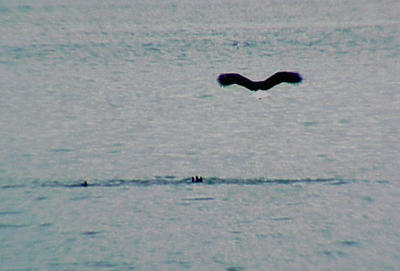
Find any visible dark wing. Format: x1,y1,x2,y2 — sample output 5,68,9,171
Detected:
260,72,302,90
217,71,302,91
217,73,261,91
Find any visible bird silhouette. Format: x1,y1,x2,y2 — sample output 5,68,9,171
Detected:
217,71,302,91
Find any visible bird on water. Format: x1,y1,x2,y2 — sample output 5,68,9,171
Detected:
217,71,302,91
192,176,203,183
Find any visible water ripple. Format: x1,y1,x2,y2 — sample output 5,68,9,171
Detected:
0,177,370,189
36,177,344,188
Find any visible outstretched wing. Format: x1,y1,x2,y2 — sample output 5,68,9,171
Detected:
260,72,302,90
217,71,302,91
217,73,261,91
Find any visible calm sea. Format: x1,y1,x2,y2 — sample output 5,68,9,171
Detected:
1,0,399,270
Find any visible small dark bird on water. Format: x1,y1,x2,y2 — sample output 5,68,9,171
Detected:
192,176,203,183
217,71,302,91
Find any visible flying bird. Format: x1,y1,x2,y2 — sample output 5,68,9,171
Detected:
217,71,302,91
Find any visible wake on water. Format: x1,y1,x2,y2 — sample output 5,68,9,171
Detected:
7,177,351,188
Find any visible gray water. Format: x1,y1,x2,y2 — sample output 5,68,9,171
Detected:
1,0,400,270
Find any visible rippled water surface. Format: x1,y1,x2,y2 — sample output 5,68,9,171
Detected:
1,0,400,270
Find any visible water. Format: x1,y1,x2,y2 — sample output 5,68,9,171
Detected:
1,0,399,270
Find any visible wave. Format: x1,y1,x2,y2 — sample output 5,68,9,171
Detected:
0,177,354,189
